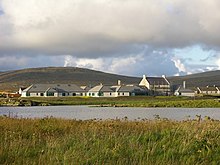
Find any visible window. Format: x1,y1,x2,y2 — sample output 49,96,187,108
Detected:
98,92,104,96
40,93,44,96
92,93,95,96
47,92,54,96
118,92,120,96
110,93,112,96
72,93,76,96
123,93,124,96
26,92,30,96
62,93,65,96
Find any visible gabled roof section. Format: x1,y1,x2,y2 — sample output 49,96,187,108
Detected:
147,77,169,85
24,84,85,93
198,86,218,92
88,85,116,92
80,86,92,92
28,84,52,92
118,85,146,92
22,85,33,92
176,86,195,93
139,75,169,86
45,87,58,93
100,85,115,92
88,85,103,92
54,84,85,92
139,75,148,86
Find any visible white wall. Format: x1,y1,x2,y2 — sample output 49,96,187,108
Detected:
21,92,27,97
175,92,195,97
117,92,130,96
181,93,195,97
103,92,116,97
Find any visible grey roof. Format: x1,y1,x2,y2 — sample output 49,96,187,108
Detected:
23,85,33,92
88,85,116,92
45,87,58,93
100,86,115,92
80,86,92,92
24,84,85,93
88,85,103,92
198,86,218,92
147,77,169,85
88,85,147,93
176,86,195,93
118,85,147,92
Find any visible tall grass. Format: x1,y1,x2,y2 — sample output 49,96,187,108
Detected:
1,117,220,164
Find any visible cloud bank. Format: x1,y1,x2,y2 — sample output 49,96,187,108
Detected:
1,0,220,75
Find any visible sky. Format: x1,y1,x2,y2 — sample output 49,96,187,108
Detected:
0,0,220,77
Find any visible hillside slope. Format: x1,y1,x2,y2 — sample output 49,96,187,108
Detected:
168,70,220,88
0,67,140,92
1,67,220,92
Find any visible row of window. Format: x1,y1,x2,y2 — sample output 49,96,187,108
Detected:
26,92,129,97
26,92,83,96
87,92,126,96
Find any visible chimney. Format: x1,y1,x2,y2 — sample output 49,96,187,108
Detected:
183,81,186,89
118,80,121,86
143,75,146,79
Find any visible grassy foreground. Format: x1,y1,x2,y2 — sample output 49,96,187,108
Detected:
1,117,220,164
1,96,220,107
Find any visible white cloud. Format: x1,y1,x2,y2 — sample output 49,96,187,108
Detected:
171,58,187,73
1,0,220,57
62,49,179,76
1,0,220,76
108,55,143,75
64,55,76,67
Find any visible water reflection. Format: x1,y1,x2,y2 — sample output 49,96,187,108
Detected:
0,106,220,121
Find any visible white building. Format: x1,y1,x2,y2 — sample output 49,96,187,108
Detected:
21,84,86,97
87,84,147,97
139,75,170,95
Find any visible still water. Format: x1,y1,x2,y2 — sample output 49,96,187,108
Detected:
0,106,220,121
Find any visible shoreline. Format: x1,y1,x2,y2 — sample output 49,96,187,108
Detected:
1,96,220,108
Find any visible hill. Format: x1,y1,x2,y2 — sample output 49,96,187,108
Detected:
0,67,140,92
0,67,220,92
167,70,220,89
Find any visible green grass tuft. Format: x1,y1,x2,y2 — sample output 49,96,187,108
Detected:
1,117,220,164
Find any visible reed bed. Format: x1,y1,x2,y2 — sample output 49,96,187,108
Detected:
1,116,220,164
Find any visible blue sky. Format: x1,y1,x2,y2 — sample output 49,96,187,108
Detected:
0,0,220,76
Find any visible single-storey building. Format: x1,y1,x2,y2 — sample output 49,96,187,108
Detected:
87,84,148,97
21,84,86,97
117,85,147,96
87,84,118,97
174,86,196,97
197,86,220,95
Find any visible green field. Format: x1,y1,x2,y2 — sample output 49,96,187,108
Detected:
1,117,220,164
1,96,220,107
